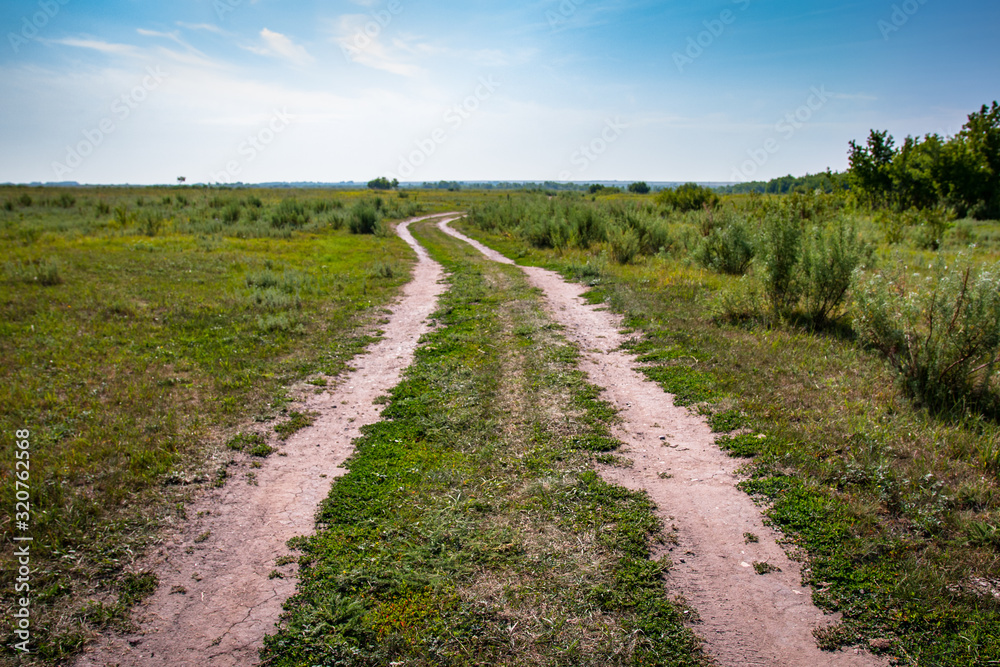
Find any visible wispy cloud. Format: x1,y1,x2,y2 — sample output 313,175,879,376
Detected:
136,28,201,53
245,29,315,67
135,28,226,70
175,22,230,36
44,37,139,57
331,15,423,77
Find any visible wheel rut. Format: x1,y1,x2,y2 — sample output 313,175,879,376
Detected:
73,214,456,667
438,219,886,667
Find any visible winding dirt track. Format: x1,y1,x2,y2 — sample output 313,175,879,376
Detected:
438,219,885,667
74,214,455,667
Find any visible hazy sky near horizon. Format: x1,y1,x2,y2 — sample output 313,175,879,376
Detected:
1,0,998,185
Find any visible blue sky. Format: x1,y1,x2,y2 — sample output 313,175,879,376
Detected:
1,0,998,184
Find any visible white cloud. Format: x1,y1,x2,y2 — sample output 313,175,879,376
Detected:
133,29,227,70
44,37,139,57
251,28,315,67
136,28,205,55
175,22,230,36
331,16,423,77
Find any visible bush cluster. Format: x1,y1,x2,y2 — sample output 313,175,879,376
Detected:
854,258,1000,410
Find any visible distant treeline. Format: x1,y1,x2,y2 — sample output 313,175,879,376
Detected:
419,181,593,192
716,171,848,195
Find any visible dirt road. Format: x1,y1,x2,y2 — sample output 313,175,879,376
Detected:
74,213,883,666
437,218,884,667
74,214,455,667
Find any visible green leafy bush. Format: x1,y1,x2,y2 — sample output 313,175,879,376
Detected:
271,199,310,229
695,216,754,275
348,201,381,235
853,258,1000,409
113,205,137,229
222,202,242,224
140,211,165,237
758,209,803,316
55,192,76,208
607,225,640,264
800,220,869,323
910,206,956,250
657,183,719,212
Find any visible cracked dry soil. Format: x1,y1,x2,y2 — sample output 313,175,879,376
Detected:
74,214,455,667
438,219,886,667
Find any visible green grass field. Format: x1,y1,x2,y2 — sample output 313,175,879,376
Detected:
2,185,999,665
453,191,1000,664
0,186,420,661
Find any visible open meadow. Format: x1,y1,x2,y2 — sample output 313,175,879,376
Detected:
1,185,999,665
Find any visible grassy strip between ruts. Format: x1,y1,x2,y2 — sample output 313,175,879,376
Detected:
451,219,1000,666
0,188,415,664
261,221,709,666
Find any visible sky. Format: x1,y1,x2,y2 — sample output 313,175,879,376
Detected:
0,0,998,185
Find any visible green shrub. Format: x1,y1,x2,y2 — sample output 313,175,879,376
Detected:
113,205,137,229
657,183,719,212
18,193,33,207
910,206,956,250
140,211,165,237
523,215,570,249
607,225,640,264
348,201,381,235
874,207,956,250
853,257,1000,409
799,219,870,324
758,210,803,316
313,200,334,214
222,202,242,224
271,199,310,229
695,216,755,275
621,208,671,255
874,209,906,244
